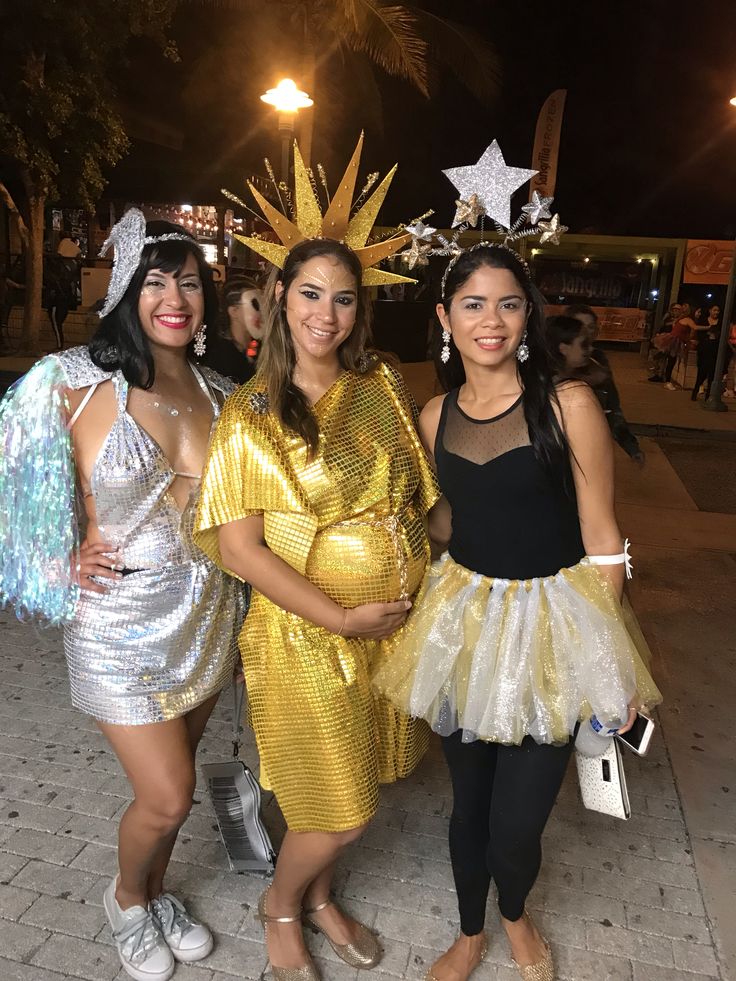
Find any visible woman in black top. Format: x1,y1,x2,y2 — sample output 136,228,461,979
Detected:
375,244,660,980
691,304,721,401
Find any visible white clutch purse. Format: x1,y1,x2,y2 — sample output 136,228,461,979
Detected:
574,739,631,820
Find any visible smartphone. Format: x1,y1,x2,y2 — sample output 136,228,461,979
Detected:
615,712,655,756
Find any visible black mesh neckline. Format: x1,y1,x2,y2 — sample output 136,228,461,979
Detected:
439,389,531,466
452,390,524,425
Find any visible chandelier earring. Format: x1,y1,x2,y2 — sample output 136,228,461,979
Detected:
441,328,452,364
193,324,207,357
516,331,529,363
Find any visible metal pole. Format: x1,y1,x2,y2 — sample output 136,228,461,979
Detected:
277,112,294,182
703,236,736,412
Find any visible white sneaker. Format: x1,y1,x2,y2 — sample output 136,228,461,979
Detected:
664,382,678,390
103,879,174,981
152,892,214,963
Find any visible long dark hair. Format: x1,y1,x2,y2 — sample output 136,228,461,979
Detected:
545,314,587,376
436,244,568,470
258,238,374,455
89,221,219,389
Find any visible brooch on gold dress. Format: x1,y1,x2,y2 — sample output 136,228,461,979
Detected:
249,392,270,415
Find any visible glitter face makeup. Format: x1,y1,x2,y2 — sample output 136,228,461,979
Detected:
137,254,204,351
278,256,357,364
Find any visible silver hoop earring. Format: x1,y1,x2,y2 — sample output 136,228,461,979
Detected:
193,324,207,357
441,328,451,364
516,331,529,363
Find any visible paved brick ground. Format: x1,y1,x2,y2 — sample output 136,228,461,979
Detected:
0,612,723,981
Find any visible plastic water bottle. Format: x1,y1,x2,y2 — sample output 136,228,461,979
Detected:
575,715,623,757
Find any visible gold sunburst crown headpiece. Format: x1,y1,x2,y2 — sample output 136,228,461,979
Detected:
228,133,415,286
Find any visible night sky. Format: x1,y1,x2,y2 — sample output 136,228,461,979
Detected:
109,0,736,241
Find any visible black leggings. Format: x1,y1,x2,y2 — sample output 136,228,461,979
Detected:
691,359,716,400
442,730,574,933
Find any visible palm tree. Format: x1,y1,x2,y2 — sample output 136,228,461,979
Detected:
185,0,499,166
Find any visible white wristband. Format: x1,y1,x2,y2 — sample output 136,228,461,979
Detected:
588,538,633,580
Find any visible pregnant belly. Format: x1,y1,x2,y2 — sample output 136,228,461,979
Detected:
305,512,429,608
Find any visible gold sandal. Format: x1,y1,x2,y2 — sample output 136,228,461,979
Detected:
256,887,320,981
303,897,381,969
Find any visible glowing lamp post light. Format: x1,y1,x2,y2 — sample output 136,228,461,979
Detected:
260,79,313,180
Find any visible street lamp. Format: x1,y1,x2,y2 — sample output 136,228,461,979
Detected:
260,79,313,181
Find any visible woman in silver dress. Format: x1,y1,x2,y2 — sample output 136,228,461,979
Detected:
0,210,244,981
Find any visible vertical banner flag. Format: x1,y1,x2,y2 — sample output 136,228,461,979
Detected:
529,89,567,201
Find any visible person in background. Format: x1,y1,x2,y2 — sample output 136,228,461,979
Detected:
57,233,82,259
563,304,644,464
1,254,25,348
43,252,78,351
722,320,736,398
691,304,721,401
648,302,680,381
199,277,264,384
661,303,697,390
659,301,681,333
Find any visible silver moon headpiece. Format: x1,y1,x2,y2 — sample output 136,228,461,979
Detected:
97,208,204,318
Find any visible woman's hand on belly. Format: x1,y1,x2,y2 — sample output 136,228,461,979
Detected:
76,540,122,594
343,600,412,640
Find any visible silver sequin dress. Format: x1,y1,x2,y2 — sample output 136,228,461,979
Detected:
58,347,244,726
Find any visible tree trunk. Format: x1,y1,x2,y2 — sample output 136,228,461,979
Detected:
21,193,45,356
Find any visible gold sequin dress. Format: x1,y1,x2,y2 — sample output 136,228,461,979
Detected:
195,362,439,831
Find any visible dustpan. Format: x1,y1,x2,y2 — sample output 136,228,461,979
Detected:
201,680,276,874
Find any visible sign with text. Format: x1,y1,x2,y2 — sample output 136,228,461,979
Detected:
535,257,649,308
684,240,734,284
529,89,567,201
545,304,648,343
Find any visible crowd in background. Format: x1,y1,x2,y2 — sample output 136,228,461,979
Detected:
648,300,735,399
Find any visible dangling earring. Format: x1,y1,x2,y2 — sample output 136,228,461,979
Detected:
441,328,451,364
516,331,529,363
193,324,207,357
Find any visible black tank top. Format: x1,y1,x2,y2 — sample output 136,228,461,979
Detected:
435,390,585,580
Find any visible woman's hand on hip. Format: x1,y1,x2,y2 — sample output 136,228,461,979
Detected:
75,541,121,594
342,600,412,640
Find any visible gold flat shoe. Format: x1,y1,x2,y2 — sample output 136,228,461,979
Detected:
424,934,488,981
512,941,553,980
508,909,554,981
304,898,382,969
257,887,320,981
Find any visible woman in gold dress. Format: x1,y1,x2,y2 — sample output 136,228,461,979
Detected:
195,237,439,979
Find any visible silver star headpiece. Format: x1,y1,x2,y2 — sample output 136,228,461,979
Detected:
397,140,568,299
98,208,203,318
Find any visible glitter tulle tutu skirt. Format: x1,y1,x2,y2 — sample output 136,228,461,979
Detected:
372,552,662,746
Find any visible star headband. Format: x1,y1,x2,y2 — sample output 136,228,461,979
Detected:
398,139,568,298
98,208,203,318
225,133,416,287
